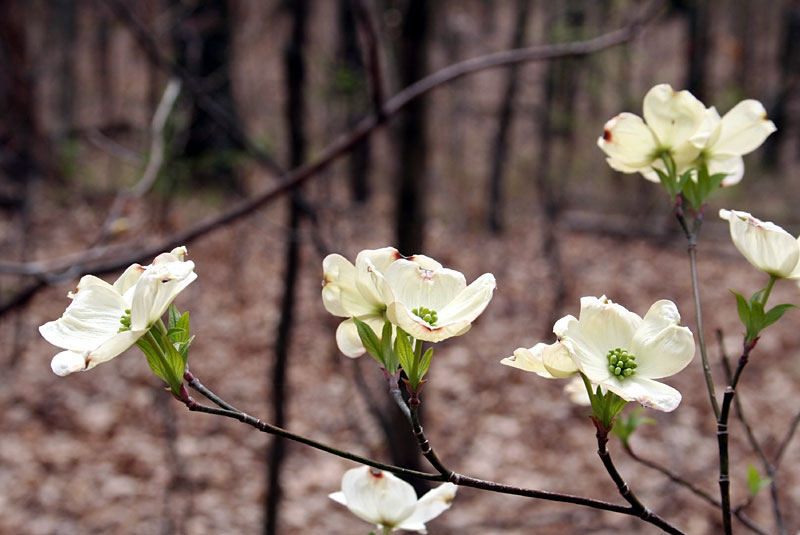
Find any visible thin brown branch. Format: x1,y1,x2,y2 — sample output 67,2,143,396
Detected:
180,375,655,518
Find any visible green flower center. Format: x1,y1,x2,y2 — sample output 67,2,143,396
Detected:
118,309,132,333
607,347,637,379
412,306,438,326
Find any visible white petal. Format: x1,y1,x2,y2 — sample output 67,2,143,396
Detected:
689,106,722,149
597,113,658,168
383,261,467,312
83,329,145,368
328,491,347,506
542,341,579,378
500,344,553,378
130,261,196,331
712,100,777,157
643,84,706,149
340,467,417,528
51,350,88,376
39,283,129,352
575,296,640,357
169,246,188,261
722,209,800,277
436,273,495,324
707,156,745,186
112,264,146,295
335,315,387,358
604,376,683,412
630,300,695,379
323,254,379,317
397,483,457,532
355,248,404,309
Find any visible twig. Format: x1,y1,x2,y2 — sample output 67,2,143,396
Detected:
675,204,720,419
178,375,666,519
623,442,770,535
719,330,788,535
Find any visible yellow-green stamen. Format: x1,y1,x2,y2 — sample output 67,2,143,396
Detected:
607,347,637,379
118,310,132,332
412,306,438,326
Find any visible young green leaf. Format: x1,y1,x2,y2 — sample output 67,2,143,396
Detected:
394,328,415,380
747,464,772,497
381,320,398,374
168,305,181,330
353,317,385,367
418,347,434,381
762,304,798,331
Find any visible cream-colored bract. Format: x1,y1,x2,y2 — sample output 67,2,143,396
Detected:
720,209,800,278
322,247,441,357
598,83,775,186
501,341,577,379
554,296,695,412
329,466,457,533
39,247,197,376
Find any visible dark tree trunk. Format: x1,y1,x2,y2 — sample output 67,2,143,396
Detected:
172,0,242,191
762,4,800,169
0,0,45,195
265,1,309,534
672,0,710,101
487,0,532,234
338,0,371,203
394,0,429,256
54,0,77,142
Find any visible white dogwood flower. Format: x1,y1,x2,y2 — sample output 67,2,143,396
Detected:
375,259,496,343
321,247,441,357
719,209,800,278
598,84,706,180
329,466,457,534
40,247,196,376
554,296,695,412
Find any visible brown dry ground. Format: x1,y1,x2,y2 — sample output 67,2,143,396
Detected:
2,180,800,535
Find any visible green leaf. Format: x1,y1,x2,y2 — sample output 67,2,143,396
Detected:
176,312,190,343
677,169,693,192
731,290,751,327
138,337,171,385
381,320,397,373
611,408,656,445
418,347,434,381
166,327,187,340
163,338,188,394
747,464,772,496
178,335,195,360
762,303,798,331
168,305,181,330
653,167,676,197
394,328,415,379
353,317,385,367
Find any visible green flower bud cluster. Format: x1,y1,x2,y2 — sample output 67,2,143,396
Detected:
118,309,132,333
412,306,438,326
607,347,637,379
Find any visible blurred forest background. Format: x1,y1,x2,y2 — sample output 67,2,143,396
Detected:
1,0,800,534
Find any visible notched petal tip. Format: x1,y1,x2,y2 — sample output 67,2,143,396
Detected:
51,350,87,376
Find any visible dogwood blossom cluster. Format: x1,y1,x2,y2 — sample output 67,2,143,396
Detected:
503,296,695,413
322,247,496,356
40,247,196,376
597,83,775,187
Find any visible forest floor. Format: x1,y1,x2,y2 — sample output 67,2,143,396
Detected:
2,184,800,535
